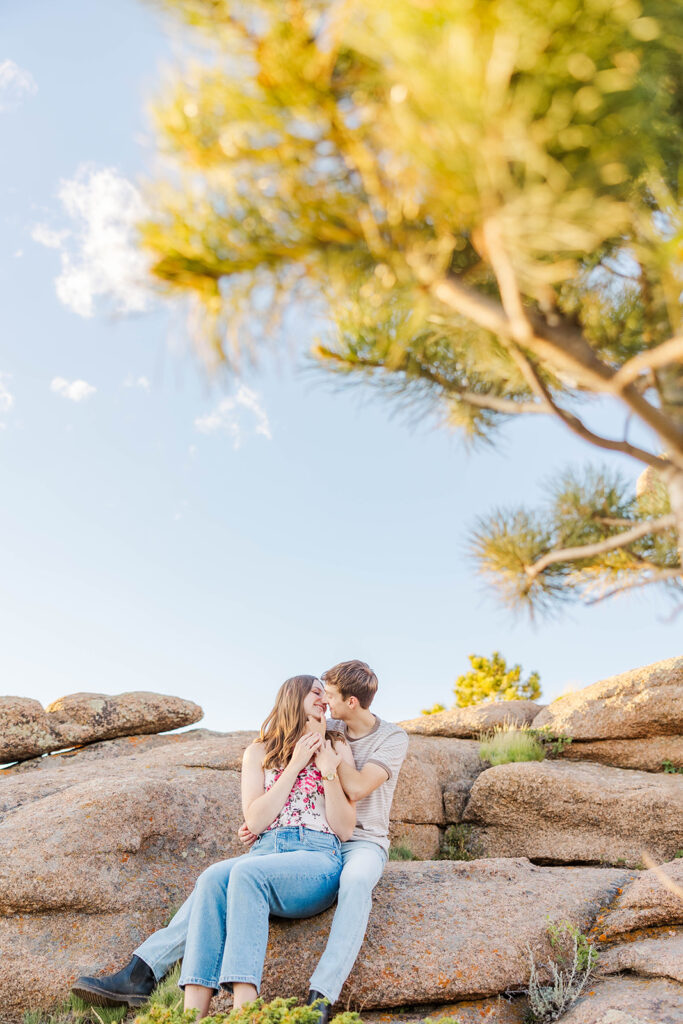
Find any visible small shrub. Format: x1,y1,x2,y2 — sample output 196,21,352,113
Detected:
135,998,361,1024
530,727,573,757
674,850,683,859
523,923,597,1023
479,726,546,766
662,760,683,774
388,843,418,861
437,824,482,861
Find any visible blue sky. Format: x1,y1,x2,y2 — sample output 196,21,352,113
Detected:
1,0,680,736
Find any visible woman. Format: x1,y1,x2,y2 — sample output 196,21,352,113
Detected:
180,675,356,1019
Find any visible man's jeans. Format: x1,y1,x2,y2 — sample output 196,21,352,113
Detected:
135,836,386,1003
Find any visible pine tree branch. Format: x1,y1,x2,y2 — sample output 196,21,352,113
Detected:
422,268,683,466
525,515,677,582
317,347,546,414
585,567,683,604
609,334,683,391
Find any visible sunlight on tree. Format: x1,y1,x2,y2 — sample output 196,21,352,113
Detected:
139,0,683,616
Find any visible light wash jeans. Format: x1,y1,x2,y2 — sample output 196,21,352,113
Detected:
135,835,386,1003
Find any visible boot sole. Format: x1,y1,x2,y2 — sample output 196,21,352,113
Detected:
71,982,150,1008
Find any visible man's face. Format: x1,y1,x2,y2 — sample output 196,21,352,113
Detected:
323,681,351,720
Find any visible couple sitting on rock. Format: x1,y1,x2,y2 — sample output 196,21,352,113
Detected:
73,660,409,1022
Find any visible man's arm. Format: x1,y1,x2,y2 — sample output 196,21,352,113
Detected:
337,760,389,802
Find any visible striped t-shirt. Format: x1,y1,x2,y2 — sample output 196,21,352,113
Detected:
327,715,409,853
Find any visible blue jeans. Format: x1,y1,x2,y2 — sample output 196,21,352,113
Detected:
170,828,341,994
135,837,386,1003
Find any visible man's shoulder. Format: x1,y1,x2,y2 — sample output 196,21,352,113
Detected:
374,717,409,743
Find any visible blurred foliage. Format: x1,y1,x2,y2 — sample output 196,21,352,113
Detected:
139,0,683,613
454,651,541,706
134,999,361,1024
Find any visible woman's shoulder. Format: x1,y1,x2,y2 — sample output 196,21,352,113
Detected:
243,739,266,764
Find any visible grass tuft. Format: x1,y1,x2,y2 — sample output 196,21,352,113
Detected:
479,725,546,766
388,843,418,861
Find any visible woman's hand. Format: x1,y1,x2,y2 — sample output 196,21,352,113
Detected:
306,712,327,738
315,738,342,777
291,732,323,772
237,822,259,847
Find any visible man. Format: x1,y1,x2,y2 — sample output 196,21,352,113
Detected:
73,660,408,1021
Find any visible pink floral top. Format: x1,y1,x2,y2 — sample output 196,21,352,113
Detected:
264,762,333,833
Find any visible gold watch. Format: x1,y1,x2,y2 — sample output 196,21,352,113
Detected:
322,770,337,781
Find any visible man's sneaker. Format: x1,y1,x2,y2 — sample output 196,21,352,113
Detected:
71,955,157,1008
306,990,331,1024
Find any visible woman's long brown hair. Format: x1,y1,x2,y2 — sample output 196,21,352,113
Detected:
259,675,343,771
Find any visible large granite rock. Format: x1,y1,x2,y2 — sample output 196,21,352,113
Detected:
558,735,683,773
0,697,57,762
399,701,542,738
534,657,683,741
0,729,630,1018
598,858,683,937
462,761,683,867
0,691,204,764
600,932,683,983
557,975,683,1024
391,736,483,825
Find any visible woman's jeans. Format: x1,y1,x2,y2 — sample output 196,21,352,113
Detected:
135,836,386,1003
171,827,342,994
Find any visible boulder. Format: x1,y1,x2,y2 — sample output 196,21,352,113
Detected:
0,691,204,765
533,657,683,741
558,735,683,773
0,697,56,762
600,932,683,983
362,995,528,1024
598,858,683,938
0,728,632,1018
399,701,542,738
46,691,203,745
388,823,441,859
556,975,683,1024
391,736,483,824
462,761,683,867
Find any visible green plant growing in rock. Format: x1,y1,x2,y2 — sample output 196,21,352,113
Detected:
529,727,574,757
479,725,546,766
662,759,683,773
23,996,127,1024
389,843,418,861
134,999,362,1024
523,922,597,1023
437,824,481,861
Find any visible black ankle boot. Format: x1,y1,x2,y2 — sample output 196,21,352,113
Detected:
306,990,331,1024
71,955,157,1008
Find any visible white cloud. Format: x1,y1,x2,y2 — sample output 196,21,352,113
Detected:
194,385,272,449
50,377,96,402
0,60,37,112
31,165,152,318
30,223,68,249
0,374,14,428
123,374,150,391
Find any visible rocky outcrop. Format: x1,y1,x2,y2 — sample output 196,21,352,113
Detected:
0,691,203,763
399,700,542,738
597,858,683,937
557,734,683,772
600,932,683,984
461,761,683,867
533,656,683,741
557,975,683,1023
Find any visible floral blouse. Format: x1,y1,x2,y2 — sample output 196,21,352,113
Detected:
264,762,333,833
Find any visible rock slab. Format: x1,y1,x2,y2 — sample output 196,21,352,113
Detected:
534,656,683,741
399,701,542,738
0,691,203,763
462,760,683,867
557,975,683,1024
599,858,683,937
559,735,683,773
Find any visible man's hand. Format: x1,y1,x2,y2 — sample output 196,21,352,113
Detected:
238,822,259,847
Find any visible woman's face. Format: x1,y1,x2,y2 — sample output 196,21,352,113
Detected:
302,679,327,720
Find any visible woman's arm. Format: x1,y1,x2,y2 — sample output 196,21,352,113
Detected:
241,734,323,835
317,739,356,842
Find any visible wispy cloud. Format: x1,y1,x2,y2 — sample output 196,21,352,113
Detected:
194,385,272,449
0,373,14,428
50,377,96,402
31,165,152,318
0,60,37,112
123,374,150,391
